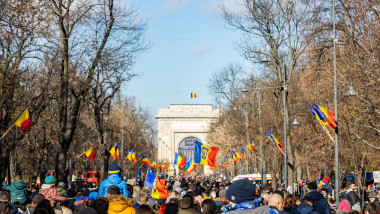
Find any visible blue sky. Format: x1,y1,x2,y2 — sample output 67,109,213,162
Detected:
124,0,249,116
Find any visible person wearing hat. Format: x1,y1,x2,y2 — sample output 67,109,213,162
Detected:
39,176,66,207
98,164,129,197
318,177,332,200
56,182,67,197
222,179,269,213
367,191,379,207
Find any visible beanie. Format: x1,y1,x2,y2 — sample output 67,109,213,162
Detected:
323,177,329,183
226,179,255,204
108,164,120,174
45,176,55,184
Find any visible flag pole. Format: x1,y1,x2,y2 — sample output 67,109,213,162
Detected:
0,123,16,140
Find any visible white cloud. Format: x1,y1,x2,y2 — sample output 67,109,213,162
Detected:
203,0,246,17
161,0,193,15
193,44,210,55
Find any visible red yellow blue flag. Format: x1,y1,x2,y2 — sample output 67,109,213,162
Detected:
194,141,220,167
174,152,186,168
266,130,284,149
109,143,119,161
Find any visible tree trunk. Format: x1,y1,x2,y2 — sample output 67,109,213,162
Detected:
56,142,69,182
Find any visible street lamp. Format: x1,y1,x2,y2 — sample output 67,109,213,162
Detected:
291,117,301,129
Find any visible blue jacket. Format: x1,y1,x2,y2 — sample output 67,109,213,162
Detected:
290,202,319,214
304,191,331,214
98,174,129,197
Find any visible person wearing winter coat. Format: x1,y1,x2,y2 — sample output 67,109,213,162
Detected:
346,182,361,212
23,193,45,214
38,176,66,207
2,176,28,204
303,182,331,214
98,164,129,197
178,195,198,214
126,180,141,199
106,185,136,214
56,182,67,197
290,196,319,214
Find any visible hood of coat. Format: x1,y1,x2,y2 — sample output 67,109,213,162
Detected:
107,195,136,213
293,203,317,214
41,184,53,189
305,191,324,201
12,180,26,190
107,174,123,185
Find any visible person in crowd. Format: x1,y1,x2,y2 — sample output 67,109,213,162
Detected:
218,185,226,198
2,176,28,205
290,196,319,214
346,181,361,212
177,194,198,214
24,193,45,214
367,192,379,206
39,176,66,208
126,180,141,199
33,208,50,214
319,177,332,200
362,202,379,214
303,181,331,214
98,164,128,197
56,200,72,214
136,205,154,214
268,192,284,214
201,199,217,214
137,193,149,206
281,194,296,214
165,190,179,204
56,183,67,197
36,199,57,214
30,186,40,203
92,197,108,214
136,187,157,208
73,192,86,214
222,178,269,213
0,191,18,214
337,194,351,213
152,204,160,214
106,185,136,214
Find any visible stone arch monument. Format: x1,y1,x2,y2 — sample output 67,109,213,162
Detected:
155,105,222,175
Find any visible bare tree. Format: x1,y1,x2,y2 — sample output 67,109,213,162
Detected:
222,0,315,185
40,0,148,181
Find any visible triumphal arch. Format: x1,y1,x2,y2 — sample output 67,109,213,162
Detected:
155,105,222,174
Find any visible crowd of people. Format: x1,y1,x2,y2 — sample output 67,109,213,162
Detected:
0,164,379,214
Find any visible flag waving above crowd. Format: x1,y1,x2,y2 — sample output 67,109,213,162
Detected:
194,141,219,167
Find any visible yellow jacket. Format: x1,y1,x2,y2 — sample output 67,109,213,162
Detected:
107,195,136,214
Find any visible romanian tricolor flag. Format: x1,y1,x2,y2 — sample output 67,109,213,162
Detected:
174,152,186,168
151,161,157,168
308,102,337,129
232,151,240,163
15,107,31,133
157,163,162,169
248,143,257,153
226,156,233,166
241,147,247,161
185,158,196,173
162,165,168,170
127,149,137,163
194,141,220,167
151,174,169,199
266,130,284,149
190,93,197,98
109,143,119,161
141,156,151,165
221,161,227,168
84,147,96,162
216,163,220,168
